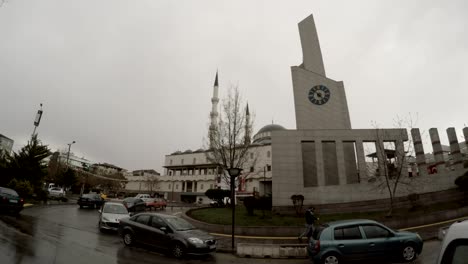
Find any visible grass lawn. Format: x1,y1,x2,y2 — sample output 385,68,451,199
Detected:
188,201,466,227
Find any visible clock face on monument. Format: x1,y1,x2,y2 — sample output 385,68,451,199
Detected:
308,85,331,105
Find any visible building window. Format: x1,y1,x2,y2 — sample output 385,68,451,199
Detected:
200,184,204,190
170,159,173,165
169,171,172,176
267,165,271,171
250,167,254,172
168,184,171,189
181,159,184,165
176,184,179,190
250,153,254,159
193,158,196,164
267,151,271,158
204,169,207,175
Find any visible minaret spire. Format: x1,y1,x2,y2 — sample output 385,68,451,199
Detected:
244,103,251,145
209,71,220,146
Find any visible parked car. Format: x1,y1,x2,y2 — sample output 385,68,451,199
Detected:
307,219,423,264
98,202,130,232
122,197,146,214
48,187,66,200
119,212,217,258
147,198,167,210
0,186,24,215
437,219,468,264
135,194,152,203
77,193,104,209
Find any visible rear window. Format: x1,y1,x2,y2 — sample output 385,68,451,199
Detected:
313,225,327,240
0,187,19,197
334,226,362,240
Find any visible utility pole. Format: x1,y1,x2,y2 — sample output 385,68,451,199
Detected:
32,103,43,137
66,141,76,167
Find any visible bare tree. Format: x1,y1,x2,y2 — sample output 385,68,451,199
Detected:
205,85,254,185
370,114,419,216
144,176,159,192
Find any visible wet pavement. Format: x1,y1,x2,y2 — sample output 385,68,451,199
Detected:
0,204,441,264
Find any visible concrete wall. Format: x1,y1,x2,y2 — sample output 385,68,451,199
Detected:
271,128,468,207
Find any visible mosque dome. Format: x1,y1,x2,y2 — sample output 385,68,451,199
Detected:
253,124,286,144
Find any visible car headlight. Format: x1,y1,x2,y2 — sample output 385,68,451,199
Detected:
187,237,204,246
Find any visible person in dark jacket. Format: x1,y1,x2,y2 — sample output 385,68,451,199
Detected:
298,206,319,242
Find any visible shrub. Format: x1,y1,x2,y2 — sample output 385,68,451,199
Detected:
243,196,272,216
7,179,34,198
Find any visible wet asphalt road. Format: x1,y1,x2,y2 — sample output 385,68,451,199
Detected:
0,205,440,264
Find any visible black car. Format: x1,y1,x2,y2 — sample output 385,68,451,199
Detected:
119,212,216,258
0,186,24,215
77,193,104,209
122,197,146,214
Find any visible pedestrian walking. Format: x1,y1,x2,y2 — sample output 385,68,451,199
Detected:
298,206,319,242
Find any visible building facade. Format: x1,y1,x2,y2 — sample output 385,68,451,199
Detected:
0,134,14,157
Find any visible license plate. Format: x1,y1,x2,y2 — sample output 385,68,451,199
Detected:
9,200,18,203
209,245,216,249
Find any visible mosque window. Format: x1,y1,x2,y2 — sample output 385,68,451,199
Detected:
267,151,271,158
181,159,184,165
267,165,271,171
176,184,179,190
200,184,204,190
193,158,196,164
250,167,254,172
170,159,173,165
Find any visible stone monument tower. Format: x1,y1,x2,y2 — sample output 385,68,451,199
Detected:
291,14,352,130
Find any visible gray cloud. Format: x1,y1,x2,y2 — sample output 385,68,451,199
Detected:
1,0,467,172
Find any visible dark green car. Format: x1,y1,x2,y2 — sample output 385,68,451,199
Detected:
307,219,423,264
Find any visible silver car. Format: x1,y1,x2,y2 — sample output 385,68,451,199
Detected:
98,202,130,232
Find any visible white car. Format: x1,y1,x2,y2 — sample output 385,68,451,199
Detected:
48,187,65,198
98,202,130,232
437,219,468,264
135,194,152,203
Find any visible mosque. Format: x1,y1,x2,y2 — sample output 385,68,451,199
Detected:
156,14,468,210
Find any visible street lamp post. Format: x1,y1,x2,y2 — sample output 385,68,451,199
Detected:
66,141,76,167
227,167,242,251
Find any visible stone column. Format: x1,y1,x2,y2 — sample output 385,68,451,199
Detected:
395,139,406,177
315,141,325,186
429,128,446,173
375,139,386,177
355,139,367,182
464,127,468,149
447,128,463,170
335,140,347,185
411,128,427,176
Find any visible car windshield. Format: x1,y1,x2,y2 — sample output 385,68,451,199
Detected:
82,194,95,198
165,217,195,231
124,198,137,203
103,204,128,214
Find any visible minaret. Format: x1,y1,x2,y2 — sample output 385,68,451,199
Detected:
244,103,251,145
209,71,220,142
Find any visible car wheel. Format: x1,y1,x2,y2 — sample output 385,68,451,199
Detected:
322,253,340,264
171,242,186,258
123,232,134,246
401,244,417,262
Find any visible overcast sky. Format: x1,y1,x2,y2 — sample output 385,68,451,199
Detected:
1,0,467,173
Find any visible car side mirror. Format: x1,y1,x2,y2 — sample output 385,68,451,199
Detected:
129,212,134,216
